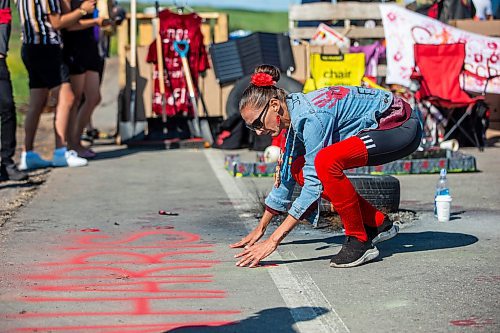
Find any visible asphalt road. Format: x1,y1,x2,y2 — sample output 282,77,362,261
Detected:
0,145,498,332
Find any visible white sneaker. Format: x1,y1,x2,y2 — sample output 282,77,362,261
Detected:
18,151,52,171
52,147,88,168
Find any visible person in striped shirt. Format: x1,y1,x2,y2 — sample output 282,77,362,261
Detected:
17,0,96,170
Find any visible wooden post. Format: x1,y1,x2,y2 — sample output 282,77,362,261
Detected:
214,13,228,43
200,22,212,46
139,21,154,46
117,18,128,88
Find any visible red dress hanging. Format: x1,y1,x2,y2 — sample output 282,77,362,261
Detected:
146,10,209,117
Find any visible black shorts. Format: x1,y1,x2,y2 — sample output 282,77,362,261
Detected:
63,30,101,75
21,44,69,89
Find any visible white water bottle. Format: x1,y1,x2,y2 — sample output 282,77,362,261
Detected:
434,168,450,216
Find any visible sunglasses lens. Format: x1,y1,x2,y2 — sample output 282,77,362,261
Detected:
248,98,273,132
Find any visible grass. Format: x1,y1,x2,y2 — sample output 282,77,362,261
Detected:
7,5,29,107
186,6,288,33
126,3,288,33
7,4,287,115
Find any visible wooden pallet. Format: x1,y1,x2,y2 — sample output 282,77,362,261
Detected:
288,1,391,83
289,2,387,41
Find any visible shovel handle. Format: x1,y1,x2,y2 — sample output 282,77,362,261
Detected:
174,40,196,98
173,40,201,137
180,57,196,98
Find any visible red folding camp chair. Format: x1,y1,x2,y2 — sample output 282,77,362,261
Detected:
411,43,490,150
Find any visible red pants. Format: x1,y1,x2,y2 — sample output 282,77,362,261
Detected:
292,137,385,242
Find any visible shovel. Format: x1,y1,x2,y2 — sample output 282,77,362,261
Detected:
173,40,213,143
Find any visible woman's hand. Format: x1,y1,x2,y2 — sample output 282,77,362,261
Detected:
229,227,265,249
96,17,112,27
234,238,278,268
79,0,96,14
232,214,299,267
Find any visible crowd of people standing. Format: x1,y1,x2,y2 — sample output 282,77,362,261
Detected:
1,0,114,181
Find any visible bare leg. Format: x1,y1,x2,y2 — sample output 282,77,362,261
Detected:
75,71,101,151
54,83,75,149
86,119,94,132
67,74,85,151
24,88,49,151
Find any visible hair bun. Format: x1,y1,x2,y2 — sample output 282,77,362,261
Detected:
254,64,281,83
251,73,275,87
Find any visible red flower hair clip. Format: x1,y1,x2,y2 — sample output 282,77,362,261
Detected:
251,73,276,87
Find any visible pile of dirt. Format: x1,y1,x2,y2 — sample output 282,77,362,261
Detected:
0,169,50,227
268,209,418,233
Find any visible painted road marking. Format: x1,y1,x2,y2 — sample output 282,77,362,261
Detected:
205,149,350,333
4,226,240,332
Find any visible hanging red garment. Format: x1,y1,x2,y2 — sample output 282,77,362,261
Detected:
146,10,209,117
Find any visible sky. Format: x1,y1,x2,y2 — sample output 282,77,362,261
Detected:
140,0,302,12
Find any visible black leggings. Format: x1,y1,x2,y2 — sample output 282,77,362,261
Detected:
0,58,16,166
356,110,422,166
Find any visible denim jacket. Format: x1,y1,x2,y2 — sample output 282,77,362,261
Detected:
264,86,393,226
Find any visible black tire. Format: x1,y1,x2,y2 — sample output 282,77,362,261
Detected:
292,174,401,213
347,174,400,212
225,74,304,119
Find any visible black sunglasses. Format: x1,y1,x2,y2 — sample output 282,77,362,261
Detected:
246,98,273,132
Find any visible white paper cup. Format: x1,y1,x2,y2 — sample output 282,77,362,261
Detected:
435,195,452,222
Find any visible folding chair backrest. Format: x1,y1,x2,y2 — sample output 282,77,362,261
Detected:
414,43,474,107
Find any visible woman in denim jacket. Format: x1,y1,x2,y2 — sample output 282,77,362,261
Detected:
231,64,422,268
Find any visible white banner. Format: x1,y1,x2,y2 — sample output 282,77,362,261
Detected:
379,4,500,94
